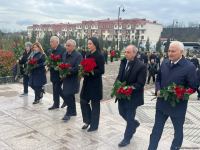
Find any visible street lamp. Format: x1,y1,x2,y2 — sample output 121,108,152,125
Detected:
171,19,178,41
117,5,125,51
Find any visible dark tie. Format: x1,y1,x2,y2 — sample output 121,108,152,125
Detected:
125,61,130,74
170,62,175,68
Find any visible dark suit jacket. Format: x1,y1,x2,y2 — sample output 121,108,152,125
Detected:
62,50,82,96
116,58,147,107
156,57,198,117
19,50,32,75
29,52,47,87
47,44,65,82
80,50,105,101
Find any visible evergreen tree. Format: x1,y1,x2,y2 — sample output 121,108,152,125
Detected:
119,37,123,51
104,37,109,49
41,32,52,53
111,37,116,49
164,38,170,52
30,31,36,43
99,37,104,50
156,38,162,53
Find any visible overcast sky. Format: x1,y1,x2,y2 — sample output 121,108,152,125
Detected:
0,0,199,32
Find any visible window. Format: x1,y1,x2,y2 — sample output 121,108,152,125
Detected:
141,36,144,40
141,30,145,34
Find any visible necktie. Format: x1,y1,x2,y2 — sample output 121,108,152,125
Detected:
170,62,175,68
125,61,130,74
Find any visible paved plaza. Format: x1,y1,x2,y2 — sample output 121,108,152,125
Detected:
0,61,200,150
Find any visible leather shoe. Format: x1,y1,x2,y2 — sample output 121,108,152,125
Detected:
62,115,70,122
48,105,59,110
82,124,89,130
87,127,98,132
61,102,67,108
32,100,39,104
118,139,130,147
135,120,140,128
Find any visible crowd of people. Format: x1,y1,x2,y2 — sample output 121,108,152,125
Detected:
17,36,200,149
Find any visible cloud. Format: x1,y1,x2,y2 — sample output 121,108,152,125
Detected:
0,0,200,32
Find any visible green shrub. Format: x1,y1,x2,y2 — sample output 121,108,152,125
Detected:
0,50,16,77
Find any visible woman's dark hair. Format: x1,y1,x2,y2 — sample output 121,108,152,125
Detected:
88,37,100,52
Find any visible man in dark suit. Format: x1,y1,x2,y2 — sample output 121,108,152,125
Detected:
47,36,65,110
148,41,198,150
61,39,82,121
116,45,147,147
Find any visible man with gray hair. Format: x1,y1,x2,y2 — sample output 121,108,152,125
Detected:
115,45,147,147
148,41,198,150
18,41,32,96
61,39,82,121
47,36,65,110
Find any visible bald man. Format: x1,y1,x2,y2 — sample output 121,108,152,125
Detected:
115,45,147,147
148,41,198,150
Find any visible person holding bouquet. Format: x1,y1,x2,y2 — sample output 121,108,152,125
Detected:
18,42,32,96
28,42,47,104
47,36,65,110
60,39,82,122
80,37,105,132
148,41,198,150
114,45,147,147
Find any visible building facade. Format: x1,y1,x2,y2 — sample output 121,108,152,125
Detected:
27,18,163,47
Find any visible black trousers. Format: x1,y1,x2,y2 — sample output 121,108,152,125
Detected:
147,74,155,83
80,99,100,129
64,94,76,115
31,86,43,101
118,100,138,141
148,110,185,150
52,81,64,107
197,88,200,98
23,75,29,93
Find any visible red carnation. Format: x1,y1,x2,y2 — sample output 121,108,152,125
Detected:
28,58,37,65
186,88,195,94
57,63,71,78
79,58,97,77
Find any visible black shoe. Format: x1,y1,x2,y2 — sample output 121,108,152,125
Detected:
61,102,67,108
67,112,77,116
118,139,130,147
48,105,59,110
135,120,140,128
62,115,70,122
82,124,89,130
87,127,98,132
33,100,39,104
19,93,28,97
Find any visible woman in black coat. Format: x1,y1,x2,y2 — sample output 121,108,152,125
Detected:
80,37,105,132
28,42,47,104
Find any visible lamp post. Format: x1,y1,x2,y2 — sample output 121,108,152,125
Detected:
117,5,125,51
171,19,178,41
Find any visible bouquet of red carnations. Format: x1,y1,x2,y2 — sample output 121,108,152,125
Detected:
25,58,37,75
160,83,195,107
57,63,71,78
111,80,133,100
46,54,62,70
79,58,97,77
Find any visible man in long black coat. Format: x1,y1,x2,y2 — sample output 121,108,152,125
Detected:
47,36,65,110
61,39,82,121
116,45,147,147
